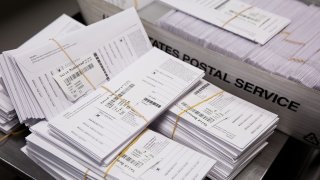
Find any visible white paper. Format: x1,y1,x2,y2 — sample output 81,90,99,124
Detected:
0,14,86,122
49,48,204,162
157,0,320,90
151,79,278,179
160,0,291,44
11,8,151,120
115,130,215,179
169,80,278,150
52,52,106,102
25,125,214,180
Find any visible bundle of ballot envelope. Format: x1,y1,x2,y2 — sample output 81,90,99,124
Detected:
158,0,320,90
0,76,19,134
0,7,279,180
151,79,278,179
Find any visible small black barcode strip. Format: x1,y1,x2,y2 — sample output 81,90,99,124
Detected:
64,63,94,85
122,154,143,167
143,97,161,108
191,108,214,123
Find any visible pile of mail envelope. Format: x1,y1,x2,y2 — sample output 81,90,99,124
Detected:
0,2,283,179
152,80,279,179
12,8,216,179
158,0,320,90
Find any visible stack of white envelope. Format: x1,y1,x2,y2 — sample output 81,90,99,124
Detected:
22,52,212,177
157,0,320,90
23,122,215,180
47,47,205,163
151,80,279,180
0,7,153,126
22,43,211,179
0,72,19,134
0,14,85,130
0,14,85,127
20,8,215,179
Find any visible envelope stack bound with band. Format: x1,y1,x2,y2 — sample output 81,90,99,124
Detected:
158,0,320,90
0,2,282,179
14,8,219,180
0,14,85,127
0,72,18,134
152,80,279,180
0,14,86,132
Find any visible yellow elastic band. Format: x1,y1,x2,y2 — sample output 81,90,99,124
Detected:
288,57,305,63
279,31,306,46
283,38,306,46
83,168,90,180
222,6,253,28
101,86,148,123
171,90,224,139
0,128,26,142
280,31,291,36
103,129,148,179
133,0,139,9
50,38,96,91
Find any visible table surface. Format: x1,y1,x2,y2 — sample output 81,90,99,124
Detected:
0,129,54,180
0,129,288,180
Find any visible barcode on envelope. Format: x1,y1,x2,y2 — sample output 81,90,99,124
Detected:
143,97,161,108
122,154,143,167
191,108,214,123
64,63,94,85
181,102,214,123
